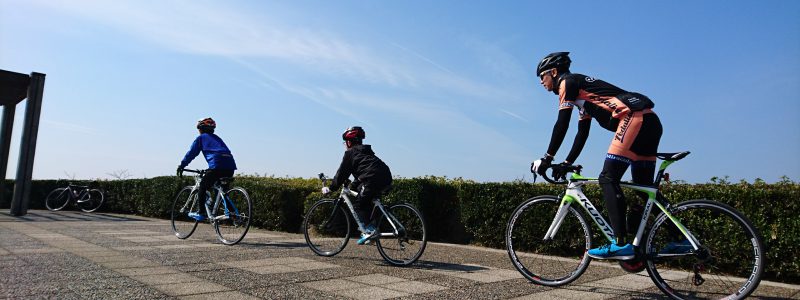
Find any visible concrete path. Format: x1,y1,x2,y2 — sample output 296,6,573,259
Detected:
1,210,797,299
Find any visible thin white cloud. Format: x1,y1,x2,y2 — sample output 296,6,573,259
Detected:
23,0,523,103
42,120,102,135
500,109,529,123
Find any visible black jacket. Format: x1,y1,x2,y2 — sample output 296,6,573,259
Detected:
329,144,392,190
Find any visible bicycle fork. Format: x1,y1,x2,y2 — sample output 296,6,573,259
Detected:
544,196,575,240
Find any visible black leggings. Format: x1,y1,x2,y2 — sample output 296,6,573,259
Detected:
599,113,661,244
355,182,391,226
199,169,235,205
599,159,655,244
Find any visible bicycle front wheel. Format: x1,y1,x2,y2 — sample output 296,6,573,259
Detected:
644,199,765,300
77,189,104,212
171,186,199,239
506,195,592,286
375,203,427,266
214,187,252,245
45,188,71,211
303,199,351,257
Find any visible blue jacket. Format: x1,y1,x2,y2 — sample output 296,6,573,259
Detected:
179,133,237,170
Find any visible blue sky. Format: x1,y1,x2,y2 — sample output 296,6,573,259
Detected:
1,0,798,183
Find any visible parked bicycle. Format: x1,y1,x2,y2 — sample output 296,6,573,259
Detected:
171,169,252,245
45,183,104,212
505,151,764,300
303,173,427,266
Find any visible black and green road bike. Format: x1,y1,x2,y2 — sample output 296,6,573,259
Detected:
505,151,764,300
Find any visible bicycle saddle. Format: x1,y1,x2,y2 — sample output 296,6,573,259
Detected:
656,151,690,161
217,177,234,187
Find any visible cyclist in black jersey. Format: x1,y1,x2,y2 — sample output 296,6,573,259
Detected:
531,52,663,260
322,126,392,245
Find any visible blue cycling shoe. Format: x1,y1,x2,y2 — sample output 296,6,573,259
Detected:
357,224,377,245
659,240,694,256
587,243,635,260
188,212,206,221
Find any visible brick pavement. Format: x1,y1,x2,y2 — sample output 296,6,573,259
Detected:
1,210,797,299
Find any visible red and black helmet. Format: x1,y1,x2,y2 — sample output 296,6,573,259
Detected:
196,117,216,129
342,126,365,141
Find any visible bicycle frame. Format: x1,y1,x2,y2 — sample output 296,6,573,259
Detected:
65,185,89,200
544,161,701,252
332,185,405,238
181,173,238,222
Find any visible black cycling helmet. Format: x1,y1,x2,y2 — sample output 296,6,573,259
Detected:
537,52,571,75
342,126,365,142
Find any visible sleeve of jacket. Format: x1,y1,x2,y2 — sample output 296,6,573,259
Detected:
179,136,203,168
329,150,353,191
565,118,591,163
546,108,572,156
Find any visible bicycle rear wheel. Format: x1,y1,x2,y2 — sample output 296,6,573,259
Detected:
375,203,427,266
45,188,71,211
303,199,351,256
214,187,252,245
506,195,592,286
77,189,104,212
171,186,199,239
644,199,764,300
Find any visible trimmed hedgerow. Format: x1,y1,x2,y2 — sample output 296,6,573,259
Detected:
2,176,797,283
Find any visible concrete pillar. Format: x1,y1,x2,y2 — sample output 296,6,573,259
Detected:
0,104,16,206
10,72,45,216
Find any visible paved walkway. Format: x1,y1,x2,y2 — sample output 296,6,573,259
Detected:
1,210,797,299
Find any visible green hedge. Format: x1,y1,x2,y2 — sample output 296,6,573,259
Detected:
2,177,797,283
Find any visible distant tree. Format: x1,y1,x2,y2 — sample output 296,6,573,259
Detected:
106,169,132,180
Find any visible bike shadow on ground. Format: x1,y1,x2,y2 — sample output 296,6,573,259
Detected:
235,240,309,249
399,260,492,273
0,210,145,222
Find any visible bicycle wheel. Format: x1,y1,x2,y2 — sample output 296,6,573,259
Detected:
303,199,351,256
213,187,252,245
506,195,592,286
644,199,764,300
375,203,427,266
45,188,71,211
171,186,199,239
77,189,104,212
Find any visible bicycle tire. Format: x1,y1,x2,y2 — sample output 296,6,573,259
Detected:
171,186,199,239
77,189,104,212
644,199,765,300
506,195,593,286
214,187,252,245
303,199,351,257
45,188,71,211
375,203,427,266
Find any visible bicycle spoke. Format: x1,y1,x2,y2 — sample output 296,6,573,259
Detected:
171,187,199,239
214,188,252,245
644,200,764,299
506,196,592,286
45,188,71,211
376,203,427,266
304,199,351,256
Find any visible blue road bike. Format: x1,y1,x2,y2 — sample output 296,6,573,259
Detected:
171,169,252,245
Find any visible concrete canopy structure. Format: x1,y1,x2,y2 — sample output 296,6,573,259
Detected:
1,69,46,216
